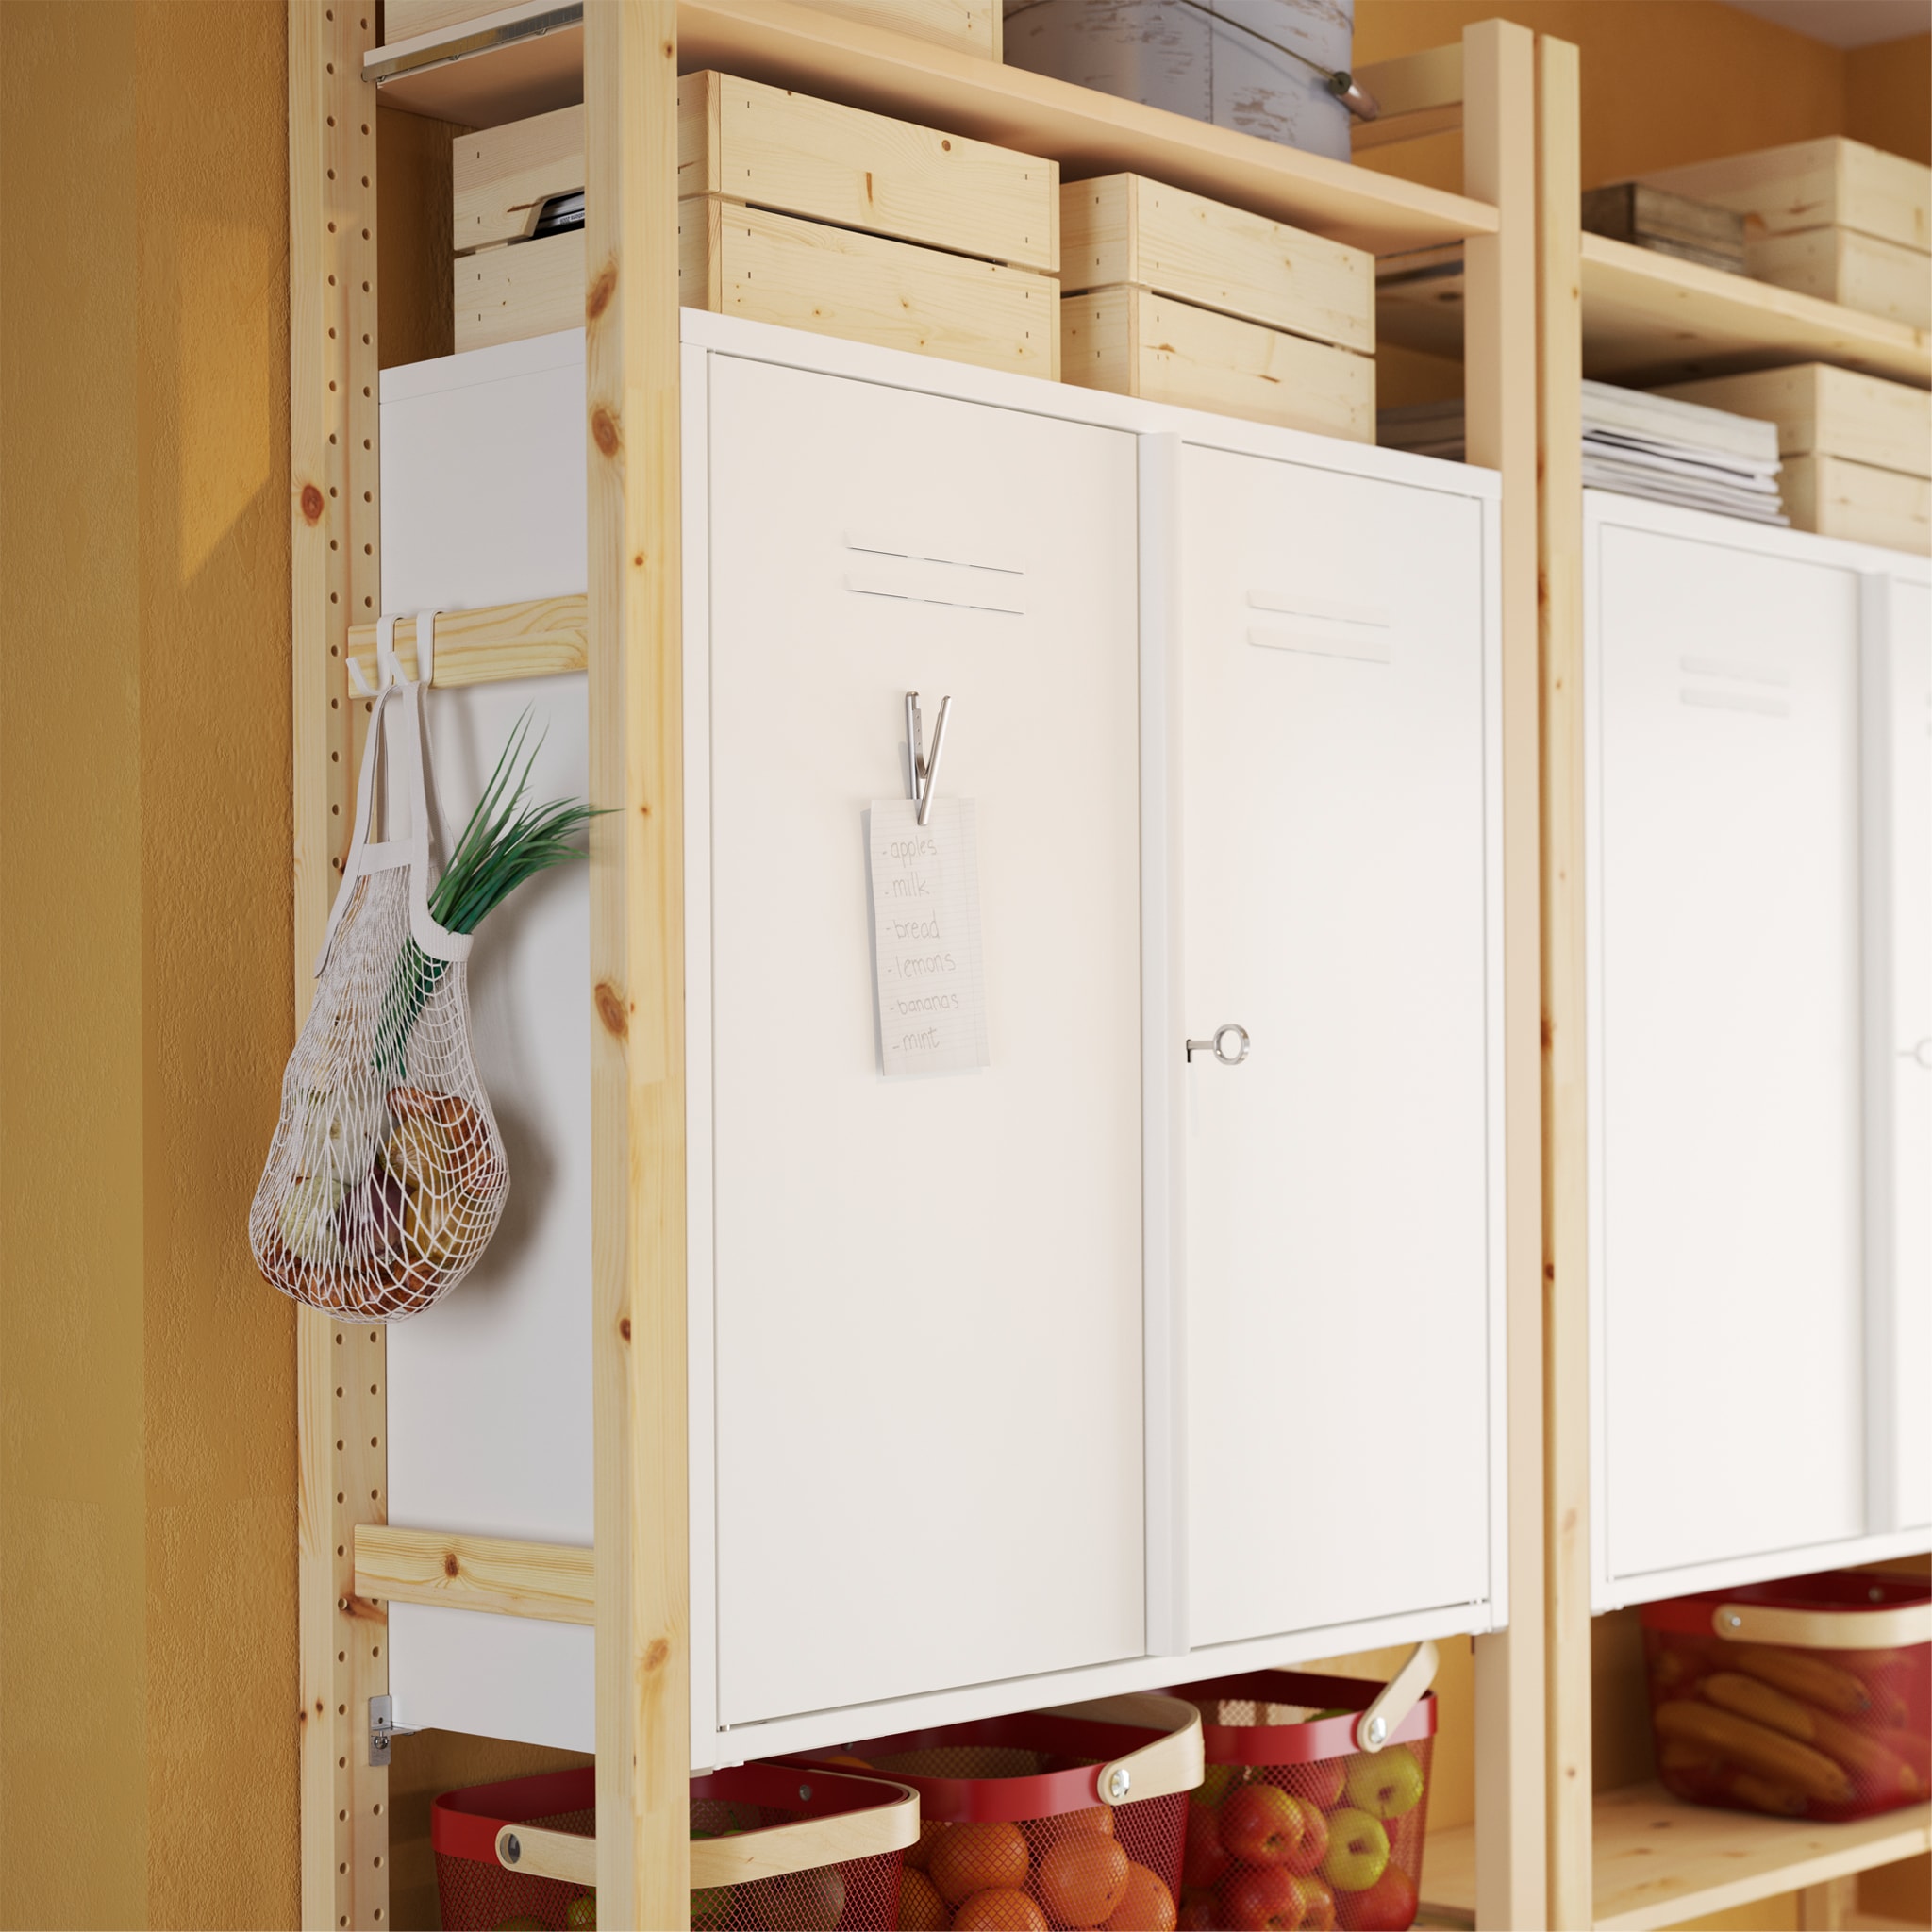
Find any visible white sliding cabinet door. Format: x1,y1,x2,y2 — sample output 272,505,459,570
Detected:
1179,446,1497,1648
1869,575,1932,1535
1592,519,1864,1591
705,355,1146,1725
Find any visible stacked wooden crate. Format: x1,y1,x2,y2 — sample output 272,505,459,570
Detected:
1058,175,1374,441
453,73,1058,375
1642,137,1931,329
1579,182,1744,272
1658,363,1931,555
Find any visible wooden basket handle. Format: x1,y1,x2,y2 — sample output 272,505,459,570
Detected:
494,1779,921,1890
494,1822,594,1889
1712,1601,1932,1649
1354,1639,1439,1753
1039,1691,1206,1807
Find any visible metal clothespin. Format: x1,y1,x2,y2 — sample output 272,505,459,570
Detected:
905,690,952,828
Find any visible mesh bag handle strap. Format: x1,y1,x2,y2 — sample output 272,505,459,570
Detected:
314,625,470,977
1714,1601,1932,1649
491,1783,921,1889
1038,1692,1205,1807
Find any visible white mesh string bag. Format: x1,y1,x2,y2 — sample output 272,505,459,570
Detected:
250,673,508,1321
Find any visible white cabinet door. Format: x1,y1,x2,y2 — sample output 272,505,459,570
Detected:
1867,575,1932,1534
1591,522,1865,1590
705,355,1146,1725
1178,446,1498,1648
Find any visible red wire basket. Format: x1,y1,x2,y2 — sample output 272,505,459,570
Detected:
1164,1656,1439,1932
431,1761,919,1931
790,1692,1204,1932
1641,1569,1931,1823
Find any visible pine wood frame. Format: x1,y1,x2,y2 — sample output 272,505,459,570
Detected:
291,9,1546,1925
291,3,390,1927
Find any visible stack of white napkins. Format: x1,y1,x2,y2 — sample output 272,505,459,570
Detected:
1378,381,1787,526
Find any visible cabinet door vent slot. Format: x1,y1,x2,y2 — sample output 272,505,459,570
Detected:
1248,626,1391,664
1680,687,1790,718
1679,651,1792,718
1248,589,1390,628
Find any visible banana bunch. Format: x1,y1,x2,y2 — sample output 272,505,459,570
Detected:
1650,1640,1927,1819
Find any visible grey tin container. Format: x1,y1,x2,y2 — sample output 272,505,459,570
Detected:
1003,0,1354,162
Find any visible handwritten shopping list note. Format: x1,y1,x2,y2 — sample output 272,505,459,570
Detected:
867,797,991,1077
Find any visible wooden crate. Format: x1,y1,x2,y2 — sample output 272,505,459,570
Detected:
1580,182,1744,272
456,208,1058,375
1060,286,1373,441
1781,452,1930,554
1744,226,1931,329
1641,137,1930,255
1060,173,1373,353
454,74,1056,268
1657,365,1931,480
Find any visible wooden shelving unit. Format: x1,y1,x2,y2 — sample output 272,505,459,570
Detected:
302,6,1550,1928
1424,1788,1932,1931
1523,33,1932,1932
1379,234,1931,388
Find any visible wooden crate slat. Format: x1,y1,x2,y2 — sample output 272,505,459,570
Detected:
457,208,1058,374
456,73,1058,268
1641,137,1931,256
1657,365,1932,478
1060,285,1371,440
1746,226,1932,333
1782,452,1932,554
1061,173,1372,353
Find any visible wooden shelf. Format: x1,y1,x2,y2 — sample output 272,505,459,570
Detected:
368,0,1497,255
1379,233,1931,386
1422,1785,1932,1931
1578,233,1931,389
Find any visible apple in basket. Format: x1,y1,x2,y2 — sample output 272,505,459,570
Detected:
1342,1746,1424,1822
1297,1875,1338,1932
1318,1811,1391,1894
1334,1863,1417,1932
1222,1867,1311,1931
1285,1757,1347,1815
1220,1786,1326,1875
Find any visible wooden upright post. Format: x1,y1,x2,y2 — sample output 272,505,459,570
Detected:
585,2,691,1925
1461,19,1550,1930
1537,35,1592,1932
290,1,388,1926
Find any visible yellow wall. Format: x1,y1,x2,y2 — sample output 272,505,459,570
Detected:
0,5,297,1926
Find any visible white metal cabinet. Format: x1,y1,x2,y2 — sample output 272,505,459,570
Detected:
1865,575,1932,1536
376,317,1510,1766
1171,444,1503,1650
1586,493,1932,1610
698,354,1148,1725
